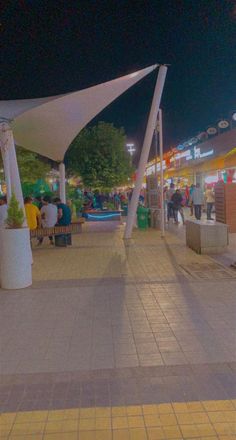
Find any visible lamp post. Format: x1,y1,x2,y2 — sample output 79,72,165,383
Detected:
126,143,136,164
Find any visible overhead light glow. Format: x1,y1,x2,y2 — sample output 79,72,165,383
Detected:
218,120,229,129
207,127,217,135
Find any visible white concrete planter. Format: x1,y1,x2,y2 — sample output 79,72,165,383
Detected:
0,227,32,289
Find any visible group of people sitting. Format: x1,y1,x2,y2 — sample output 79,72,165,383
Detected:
0,194,71,245
165,183,215,225
24,196,71,244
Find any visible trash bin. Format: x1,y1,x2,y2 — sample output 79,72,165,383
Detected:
122,204,128,216
137,206,149,230
55,234,67,247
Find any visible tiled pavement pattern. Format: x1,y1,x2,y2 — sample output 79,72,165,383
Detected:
166,209,236,268
1,400,236,439
1,222,236,439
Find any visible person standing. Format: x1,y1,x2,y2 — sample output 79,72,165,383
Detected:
24,196,41,230
189,184,195,216
114,192,121,210
205,186,215,220
38,195,58,245
166,183,175,221
171,189,185,224
95,191,104,210
185,185,190,206
192,183,204,220
0,196,8,228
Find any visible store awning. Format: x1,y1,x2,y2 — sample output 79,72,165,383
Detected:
224,148,236,168
0,65,157,161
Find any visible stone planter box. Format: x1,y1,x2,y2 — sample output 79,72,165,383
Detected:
186,220,228,254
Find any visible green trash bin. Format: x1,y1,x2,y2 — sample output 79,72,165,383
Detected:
122,203,128,216
137,205,149,230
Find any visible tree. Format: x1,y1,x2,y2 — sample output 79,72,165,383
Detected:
0,147,51,184
16,147,51,183
65,122,133,190
6,193,25,228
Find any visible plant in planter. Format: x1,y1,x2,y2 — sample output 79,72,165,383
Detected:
5,192,24,228
0,192,32,290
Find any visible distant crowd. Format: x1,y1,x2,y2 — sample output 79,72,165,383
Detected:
0,184,215,236
82,189,134,210
165,183,215,225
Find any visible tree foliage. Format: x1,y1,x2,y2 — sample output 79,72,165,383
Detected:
0,147,51,183
16,147,51,183
65,122,133,190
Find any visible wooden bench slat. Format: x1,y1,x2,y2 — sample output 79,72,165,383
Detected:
30,219,84,238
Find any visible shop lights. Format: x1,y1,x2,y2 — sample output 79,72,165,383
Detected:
175,113,234,155
177,144,185,150
218,119,230,129
207,127,217,135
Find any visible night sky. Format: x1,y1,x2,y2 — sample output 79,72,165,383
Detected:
1,0,236,159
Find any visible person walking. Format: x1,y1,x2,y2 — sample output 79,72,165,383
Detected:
205,186,215,220
166,183,175,221
38,195,58,245
171,189,185,224
192,183,204,220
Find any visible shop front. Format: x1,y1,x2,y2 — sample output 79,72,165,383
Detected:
146,128,236,189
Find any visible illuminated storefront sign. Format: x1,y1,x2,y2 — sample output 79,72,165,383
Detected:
191,147,214,160
146,147,214,175
170,147,214,164
146,160,166,176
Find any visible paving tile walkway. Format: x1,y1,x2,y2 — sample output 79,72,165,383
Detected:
1,222,236,439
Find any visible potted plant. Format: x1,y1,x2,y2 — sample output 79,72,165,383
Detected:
0,193,32,289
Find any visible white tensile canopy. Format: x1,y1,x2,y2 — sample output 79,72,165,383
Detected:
0,64,157,162
0,63,167,239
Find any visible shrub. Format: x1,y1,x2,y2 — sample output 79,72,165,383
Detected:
6,193,25,228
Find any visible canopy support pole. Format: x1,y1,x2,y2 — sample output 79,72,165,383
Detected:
124,65,168,239
59,162,66,203
0,133,12,200
159,109,165,238
0,122,25,213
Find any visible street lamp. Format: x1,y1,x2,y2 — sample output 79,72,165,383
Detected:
126,143,136,157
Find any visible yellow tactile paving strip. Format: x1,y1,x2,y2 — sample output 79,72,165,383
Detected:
1,400,236,439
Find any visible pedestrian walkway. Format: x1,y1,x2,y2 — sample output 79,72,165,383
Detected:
1,222,236,439
166,208,236,268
